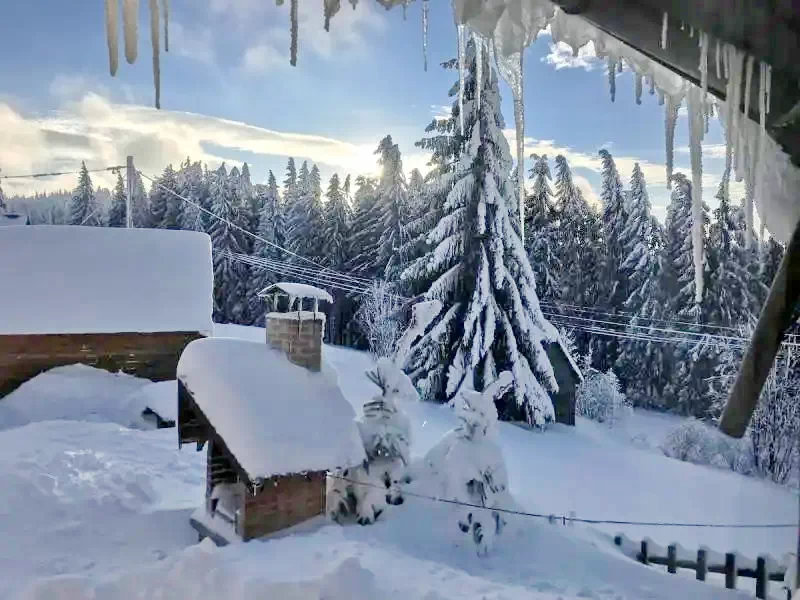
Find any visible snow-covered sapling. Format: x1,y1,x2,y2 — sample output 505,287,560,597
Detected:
327,358,416,525
423,371,514,555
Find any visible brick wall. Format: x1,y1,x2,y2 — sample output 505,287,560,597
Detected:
265,315,324,372
241,471,326,540
0,331,202,397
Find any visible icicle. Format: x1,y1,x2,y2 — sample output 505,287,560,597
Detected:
290,0,299,66
723,44,730,79
665,94,679,188
759,61,767,131
349,0,357,8
149,0,160,109
634,72,642,104
474,33,483,113
658,89,665,105
648,75,655,95
617,60,623,74
163,0,169,52
744,55,754,118
689,25,694,38
402,0,408,20
457,24,466,135
124,0,138,64
323,0,340,32
680,21,685,31
765,64,771,113
607,57,616,102
687,84,705,305
715,39,721,79
661,12,668,50
699,32,708,102
105,0,119,76
422,0,429,72
495,45,526,239
728,48,745,181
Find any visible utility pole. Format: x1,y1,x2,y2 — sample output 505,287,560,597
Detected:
126,156,135,228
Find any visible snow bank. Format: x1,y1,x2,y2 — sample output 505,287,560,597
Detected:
0,364,149,430
177,337,365,479
125,380,178,424
0,226,213,335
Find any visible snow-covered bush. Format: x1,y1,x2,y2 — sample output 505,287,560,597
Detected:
422,372,515,555
327,359,416,525
575,364,631,427
661,418,719,464
355,281,402,358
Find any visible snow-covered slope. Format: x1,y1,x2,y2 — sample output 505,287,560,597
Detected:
0,328,794,598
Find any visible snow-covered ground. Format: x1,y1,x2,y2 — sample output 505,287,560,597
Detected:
0,323,794,598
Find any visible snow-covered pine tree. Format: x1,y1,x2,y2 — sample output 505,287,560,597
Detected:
346,175,382,279
0,181,6,212
423,371,514,555
247,170,283,325
177,159,209,232
551,155,603,355
706,170,756,328
209,165,247,323
374,135,409,282
525,154,560,303
147,164,179,228
68,162,102,226
404,38,559,425
614,164,669,406
594,149,629,370
107,171,127,227
130,170,150,228
662,174,716,416
323,173,353,344
286,161,325,264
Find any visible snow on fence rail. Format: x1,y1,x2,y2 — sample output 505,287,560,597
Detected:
613,534,789,599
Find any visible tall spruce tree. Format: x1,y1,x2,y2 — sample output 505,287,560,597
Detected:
148,164,180,228
286,161,325,263
68,162,102,226
404,39,560,425
247,170,283,324
130,170,150,228
107,172,127,227
209,165,247,323
346,175,382,278
525,154,560,303
374,135,409,282
323,173,352,344
178,159,209,232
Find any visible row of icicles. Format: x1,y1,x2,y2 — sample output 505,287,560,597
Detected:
103,0,775,309
103,0,429,109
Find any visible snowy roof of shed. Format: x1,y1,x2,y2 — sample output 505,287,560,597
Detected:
177,337,365,479
258,282,333,304
0,226,213,335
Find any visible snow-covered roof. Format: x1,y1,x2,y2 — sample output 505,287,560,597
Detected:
0,212,28,227
177,337,365,479
258,282,333,304
0,225,213,335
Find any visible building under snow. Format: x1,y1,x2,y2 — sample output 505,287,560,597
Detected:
0,225,213,396
177,284,364,544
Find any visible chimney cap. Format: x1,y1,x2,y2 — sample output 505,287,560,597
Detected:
257,282,333,304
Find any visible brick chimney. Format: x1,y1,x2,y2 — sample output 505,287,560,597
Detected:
266,312,324,372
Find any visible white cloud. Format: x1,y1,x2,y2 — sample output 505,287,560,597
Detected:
242,44,287,74
0,93,430,195
675,143,727,159
542,41,598,71
430,104,451,122
169,22,216,65
574,175,600,208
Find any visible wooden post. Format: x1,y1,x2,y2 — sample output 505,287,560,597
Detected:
696,548,707,581
720,219,800,437
724,552,737,589
667,545,677,574
126,155,135,228
640,540,649,565
755,556,767,599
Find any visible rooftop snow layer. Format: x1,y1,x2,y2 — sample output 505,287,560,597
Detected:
0,225,213,335
177,337,365,479
259,282,334,303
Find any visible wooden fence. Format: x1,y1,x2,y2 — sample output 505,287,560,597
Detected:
614,535,789,599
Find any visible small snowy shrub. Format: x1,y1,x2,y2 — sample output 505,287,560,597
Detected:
575,365,631,426
355,281,402,358
661,418,718,463
327,359,416,525
422,372,515,555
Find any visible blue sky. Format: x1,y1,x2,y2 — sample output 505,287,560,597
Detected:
0,0,734,220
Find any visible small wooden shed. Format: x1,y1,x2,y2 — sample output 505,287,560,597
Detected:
546,339,583,426
0,226,212,396
177,336,364,544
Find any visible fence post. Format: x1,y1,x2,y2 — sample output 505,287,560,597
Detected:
755,556,767,599
667,545,677,574
724,552,737,590
639,540,649,565
696,548,707,581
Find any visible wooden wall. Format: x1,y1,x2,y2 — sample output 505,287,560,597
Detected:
0,331,203,397
241,472,326,541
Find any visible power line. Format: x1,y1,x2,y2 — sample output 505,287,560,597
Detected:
0,165,125,180
326,474,797,529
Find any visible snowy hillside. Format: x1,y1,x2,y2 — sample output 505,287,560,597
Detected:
0,324,792,598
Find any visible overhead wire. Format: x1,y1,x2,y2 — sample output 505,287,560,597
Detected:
0,165,125,180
